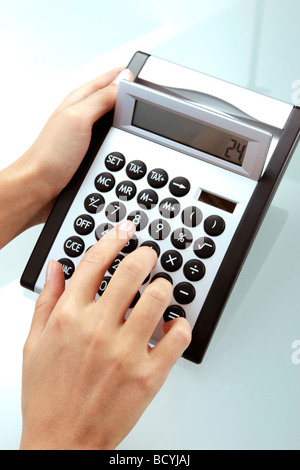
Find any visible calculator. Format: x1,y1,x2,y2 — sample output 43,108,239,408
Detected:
21,52,300,364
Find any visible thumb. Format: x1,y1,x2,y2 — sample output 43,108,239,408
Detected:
28,260,65,344
77,68,134,125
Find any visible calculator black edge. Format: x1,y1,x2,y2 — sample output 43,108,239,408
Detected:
20,51,150,291
183,106,300,364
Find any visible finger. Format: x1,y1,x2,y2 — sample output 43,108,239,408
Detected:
65,221,136,305
27,260,65,344
151,317,192,369
55,67,125,112
74,69,133,125
122,277,173,343
99,246,158,324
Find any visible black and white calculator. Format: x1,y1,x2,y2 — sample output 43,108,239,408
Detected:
21,52,300,363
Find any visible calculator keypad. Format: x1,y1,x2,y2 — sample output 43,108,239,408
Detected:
42,123,242,344
58,149,228,327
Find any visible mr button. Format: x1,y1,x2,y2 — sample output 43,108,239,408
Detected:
64,236,85,257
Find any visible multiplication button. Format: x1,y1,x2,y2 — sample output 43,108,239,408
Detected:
161,250,183,272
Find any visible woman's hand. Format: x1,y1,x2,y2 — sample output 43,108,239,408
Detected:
20,221,192,450
0,68,132,248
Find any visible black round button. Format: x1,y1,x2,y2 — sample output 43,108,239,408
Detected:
58,258,75,280
173,282,196,304
129,291,141,308
105,152,126,171
161,250,183,272
204,215,226,236
137,189,158,210
64,236,85,258
171,227,193,250
193,237,216,259
105,201,126,223
183,259,206,281
108,253,124,275
159,198,180,219
94,172,115,192
121,234,139,254
151,272,173,285
115,180,137,201
74,214,95,235
181,206,203,227
98,276,111,297
84,193,105,214
140,241,160,257
149,219,171,241
95,222,113,241
147,168,168,188
126,160,147,180
128,210,148,231
163,305,186,322
169,177,190,197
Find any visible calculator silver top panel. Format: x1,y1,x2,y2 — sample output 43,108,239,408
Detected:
113,80,272,181
137,56,293,130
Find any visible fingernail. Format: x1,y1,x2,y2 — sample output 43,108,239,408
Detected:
113,68,132,85
45,259,55,282
118,220,135,233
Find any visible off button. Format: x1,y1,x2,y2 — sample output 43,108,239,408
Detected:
64,236,85,257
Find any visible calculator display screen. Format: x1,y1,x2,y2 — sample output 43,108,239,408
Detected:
132,100,248,166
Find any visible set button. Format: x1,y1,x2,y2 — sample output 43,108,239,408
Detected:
105,152,126,171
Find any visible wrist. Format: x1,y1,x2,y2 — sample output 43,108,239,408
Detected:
0,154,54,247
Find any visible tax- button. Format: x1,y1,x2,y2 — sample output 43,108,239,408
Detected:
64,236,85,257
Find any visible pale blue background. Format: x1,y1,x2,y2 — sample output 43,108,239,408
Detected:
0,0,299,449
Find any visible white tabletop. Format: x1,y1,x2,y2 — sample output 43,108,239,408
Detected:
0,0,299,450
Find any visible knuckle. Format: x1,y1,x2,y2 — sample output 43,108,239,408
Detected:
174,318,192,348
147,279,172,306
119,255,145,280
